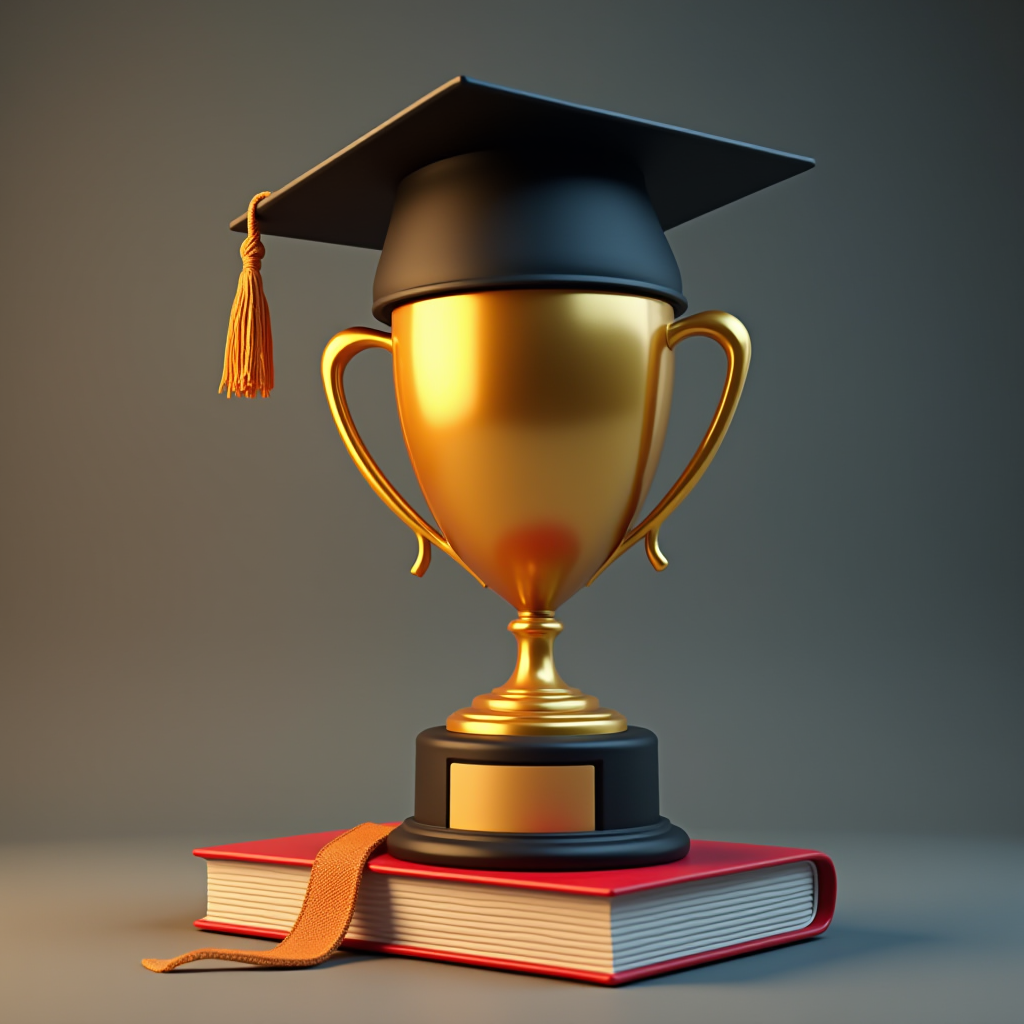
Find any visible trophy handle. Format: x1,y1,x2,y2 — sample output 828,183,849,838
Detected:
322,328,484,583
589,310,751,583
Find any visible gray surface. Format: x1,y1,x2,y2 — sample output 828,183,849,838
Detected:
2,831,1022,1023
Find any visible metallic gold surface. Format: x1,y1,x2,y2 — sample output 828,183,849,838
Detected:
448,763,596,833
322,291,751,735
322,326,482,584
392,291,677,612
588,309,751,581
445,613,626,735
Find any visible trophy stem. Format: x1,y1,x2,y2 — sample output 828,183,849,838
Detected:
446,612,627,736
506,614,568,693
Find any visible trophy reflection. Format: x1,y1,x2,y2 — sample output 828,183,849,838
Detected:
323,288,749,869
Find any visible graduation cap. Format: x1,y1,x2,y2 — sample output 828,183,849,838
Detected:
220,76,813,398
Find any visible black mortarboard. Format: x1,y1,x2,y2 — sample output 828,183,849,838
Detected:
230,76,812,324
220,77,812,396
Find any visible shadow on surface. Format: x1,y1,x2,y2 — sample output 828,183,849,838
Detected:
159,926,937,982
138,922,936,982
166,950,385,973
122,914,211,936
635,924,937,986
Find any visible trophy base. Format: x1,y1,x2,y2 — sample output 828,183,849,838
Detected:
386,725,689,870
387,816,689,871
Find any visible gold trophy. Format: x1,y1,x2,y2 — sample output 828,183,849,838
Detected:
230,78,813,869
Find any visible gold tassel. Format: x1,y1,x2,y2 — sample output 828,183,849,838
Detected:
220,191,274,398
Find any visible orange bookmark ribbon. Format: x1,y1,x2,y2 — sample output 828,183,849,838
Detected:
142,822,395,972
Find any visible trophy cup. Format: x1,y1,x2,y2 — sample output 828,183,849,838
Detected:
232,77,813,870
324,292,746,868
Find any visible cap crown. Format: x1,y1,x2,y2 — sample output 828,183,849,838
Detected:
372,151,686,323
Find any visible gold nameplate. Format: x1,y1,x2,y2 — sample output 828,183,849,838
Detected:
448,763,595,833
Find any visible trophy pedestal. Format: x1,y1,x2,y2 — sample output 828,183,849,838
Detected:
387,726,689,870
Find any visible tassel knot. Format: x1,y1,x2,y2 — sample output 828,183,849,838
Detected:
220,191,274,399
239,234,265,271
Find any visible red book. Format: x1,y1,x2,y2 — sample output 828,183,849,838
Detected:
193,829,836,985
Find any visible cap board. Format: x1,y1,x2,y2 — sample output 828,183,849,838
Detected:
229,76,814,249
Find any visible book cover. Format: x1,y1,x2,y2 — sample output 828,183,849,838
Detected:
192,829,836,985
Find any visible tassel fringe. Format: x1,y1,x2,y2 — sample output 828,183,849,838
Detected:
220,191,274,398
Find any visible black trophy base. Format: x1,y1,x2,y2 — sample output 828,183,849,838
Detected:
388,815,689,871
386,725,690,871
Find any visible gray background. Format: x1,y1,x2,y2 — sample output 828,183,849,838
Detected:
1,0,1021,847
